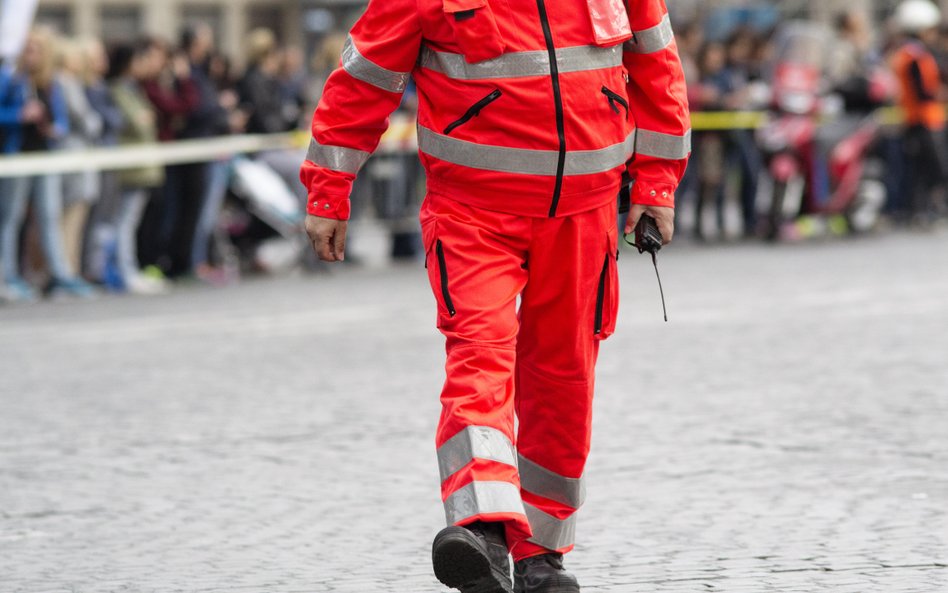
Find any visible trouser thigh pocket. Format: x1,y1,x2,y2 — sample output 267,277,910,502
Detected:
435,239,457,319
423,215,458,327
593,233,619,340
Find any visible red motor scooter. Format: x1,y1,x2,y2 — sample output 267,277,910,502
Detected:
756,23,889,240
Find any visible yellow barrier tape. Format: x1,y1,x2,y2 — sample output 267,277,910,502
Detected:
690,111,767,131
690,106,915,131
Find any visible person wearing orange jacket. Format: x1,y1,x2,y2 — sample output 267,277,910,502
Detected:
300,1,690,591
891,0,948,222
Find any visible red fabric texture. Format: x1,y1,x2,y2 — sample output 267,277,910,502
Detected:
301,0,690,220
422,193,618,556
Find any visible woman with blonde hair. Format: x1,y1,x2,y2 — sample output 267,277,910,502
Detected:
57,37,104,278
0,27,94,301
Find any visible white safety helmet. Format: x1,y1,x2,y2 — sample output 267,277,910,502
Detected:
895,0,942,33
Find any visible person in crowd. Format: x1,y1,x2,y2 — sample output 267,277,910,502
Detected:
0,27,94,300
721,27,762,237
278,45,307,130
891,0,948,224
154,24,229,279
673,22,704,229
136,38,199,273
191,47,244,285
107,42,169,295
83,39,124,148
57,37,104,278
692,41,730,241
238,29,286,135
81,37,126,285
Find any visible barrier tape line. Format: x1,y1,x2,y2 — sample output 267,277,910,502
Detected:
0,107,915,179
0,133,309,179
689,106,909,131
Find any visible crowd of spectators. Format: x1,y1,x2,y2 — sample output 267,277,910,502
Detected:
0,23,318,303
677,8,948,240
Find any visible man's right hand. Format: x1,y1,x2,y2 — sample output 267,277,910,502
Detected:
305,215,348,262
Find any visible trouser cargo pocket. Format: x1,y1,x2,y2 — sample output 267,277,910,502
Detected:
593,231,619,340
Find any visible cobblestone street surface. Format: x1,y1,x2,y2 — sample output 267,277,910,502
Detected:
2,231,947,592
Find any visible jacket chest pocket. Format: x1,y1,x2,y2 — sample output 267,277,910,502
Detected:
443,0,506,64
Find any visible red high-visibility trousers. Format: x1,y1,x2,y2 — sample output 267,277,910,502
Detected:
422,193,619,561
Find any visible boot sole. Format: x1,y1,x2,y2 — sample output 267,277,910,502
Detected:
432,527,512,593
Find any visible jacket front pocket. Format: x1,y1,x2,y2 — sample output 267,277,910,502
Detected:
444,89,502,135
435,239,457,317
443,0,506,64
602,86,629,120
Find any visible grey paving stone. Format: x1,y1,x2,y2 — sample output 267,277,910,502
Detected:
1,230,947,592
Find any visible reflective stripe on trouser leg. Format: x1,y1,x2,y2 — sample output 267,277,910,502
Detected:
444,481,527,525
518,454,586,509
523,503,577,551
511,201,617,559
438,425,518,481
423,196,535,547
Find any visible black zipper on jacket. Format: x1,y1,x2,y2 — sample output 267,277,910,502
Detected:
602,86,629,119
444,89,502,135
435,240,457,317
536,0,567,218
594,253,609,335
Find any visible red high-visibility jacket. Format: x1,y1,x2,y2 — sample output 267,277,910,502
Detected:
301,0,690,221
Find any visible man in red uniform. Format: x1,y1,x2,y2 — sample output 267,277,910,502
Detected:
301,1,689,591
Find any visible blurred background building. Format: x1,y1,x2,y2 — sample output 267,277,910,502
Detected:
33,0,368,67
30,0,948,64
33,0,948,49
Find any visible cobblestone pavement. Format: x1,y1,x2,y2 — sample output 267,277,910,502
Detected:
1,230,947,593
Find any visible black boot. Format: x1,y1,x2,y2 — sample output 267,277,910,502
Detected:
432,521,512,593
513,553,580,593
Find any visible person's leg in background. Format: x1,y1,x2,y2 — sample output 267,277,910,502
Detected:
0,176,36,301
190,158,232,282
115,187,166,294
733,129,760,238
138,167,175,272
35,173,94,297
512,200,618,591
424,194,534,592
60,168,100,278
61,199,92,278
920,127,948,223
168,162,209,277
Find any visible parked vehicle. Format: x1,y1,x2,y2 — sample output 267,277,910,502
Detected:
756,23,889,240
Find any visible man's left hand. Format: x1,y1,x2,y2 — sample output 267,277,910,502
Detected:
626,205,675,245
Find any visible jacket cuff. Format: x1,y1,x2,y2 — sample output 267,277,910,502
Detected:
307,192,351,220
631,180,676,208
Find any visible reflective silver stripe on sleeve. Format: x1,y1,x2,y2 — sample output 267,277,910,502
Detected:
306,137,371,174
635,128,691,160
518,455,586,509
624,14,674,54
444,481,526,525
437,426,517,482
524,503,577,551
342,35,411,93
418,127,635,177
418,44,622,80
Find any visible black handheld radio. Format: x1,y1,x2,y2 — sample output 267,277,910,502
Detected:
629,215,668,322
